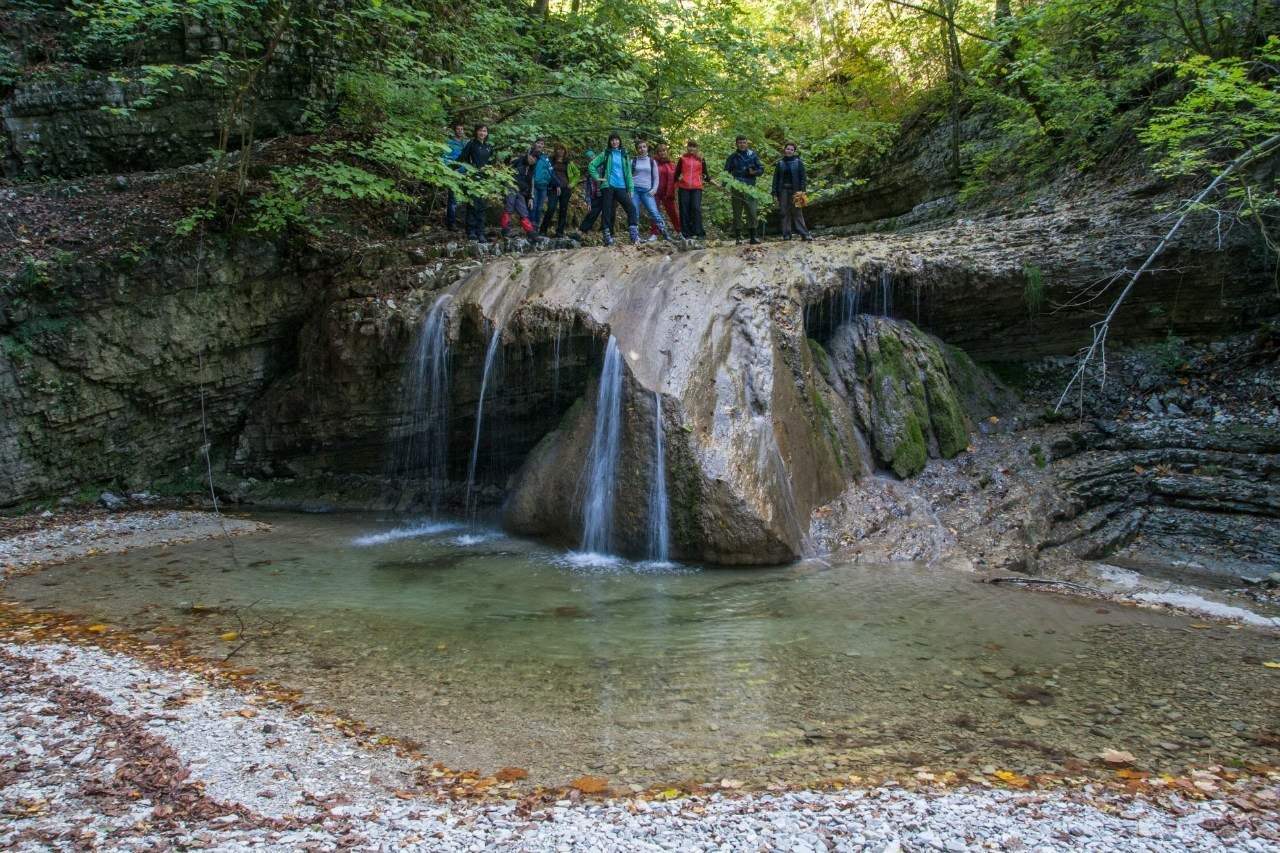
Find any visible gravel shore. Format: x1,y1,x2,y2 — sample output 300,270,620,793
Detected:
0,511,268,577
2,641,1276,851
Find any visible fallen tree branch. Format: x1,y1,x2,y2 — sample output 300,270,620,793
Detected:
1055,133,1280,415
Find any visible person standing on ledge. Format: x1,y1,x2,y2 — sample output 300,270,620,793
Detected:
500,147,538,238
724,135,764,244
652,142,680,238
457,124,494,243
772,141,812,242
577,148,604,239
588,133,640,246
530,138,553,227
630,139,672,241
443,121,467,231
674,139,709,239
539,144,571,238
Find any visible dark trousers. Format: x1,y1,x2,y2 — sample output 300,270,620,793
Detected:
730,190,758,238
540,187,569,235
601,186,637,234
446,189,458,229
678,188,704,237
777,190,808,237
579,193,604,232
465,199,487,239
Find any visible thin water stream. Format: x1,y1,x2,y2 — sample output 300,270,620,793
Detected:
7,513,1278,788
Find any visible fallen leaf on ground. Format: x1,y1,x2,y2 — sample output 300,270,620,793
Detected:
570,775,609,794
1263,661,1279,669
86,624,110,634
495,767,528,782
992,770,1031,788
219,631,239,641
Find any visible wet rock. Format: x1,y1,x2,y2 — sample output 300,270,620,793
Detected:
1145,397,1165,416
98,491,126,510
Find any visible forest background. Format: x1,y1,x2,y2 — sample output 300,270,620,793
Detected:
1,0,1276,241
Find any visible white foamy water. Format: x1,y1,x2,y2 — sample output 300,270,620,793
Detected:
351,521,460,547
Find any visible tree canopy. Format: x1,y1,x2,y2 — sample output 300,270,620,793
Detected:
3,0,1275,237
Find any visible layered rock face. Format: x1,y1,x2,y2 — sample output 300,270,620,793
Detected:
0,240,318,503
1040,420,1280,583
2,22,319,179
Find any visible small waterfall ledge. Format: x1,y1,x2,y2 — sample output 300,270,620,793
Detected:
236,246,1014,564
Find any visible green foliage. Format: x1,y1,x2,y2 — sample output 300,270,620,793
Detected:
1141,38,1280,178
1022,264,1045,320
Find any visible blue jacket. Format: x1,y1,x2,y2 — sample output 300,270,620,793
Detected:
533,153,553,187
445,136,465,167
725,149,764,185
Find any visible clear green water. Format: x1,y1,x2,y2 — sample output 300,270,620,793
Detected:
8,513,1279,786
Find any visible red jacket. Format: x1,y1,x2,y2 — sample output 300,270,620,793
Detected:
675,153,707,190
655,158,677,201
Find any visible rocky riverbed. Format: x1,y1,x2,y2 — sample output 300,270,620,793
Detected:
0,510,268,578
2,641,1277,851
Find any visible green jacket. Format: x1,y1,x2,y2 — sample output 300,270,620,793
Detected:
589,149,634,193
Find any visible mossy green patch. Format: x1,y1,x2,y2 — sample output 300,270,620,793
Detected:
891,413,928,477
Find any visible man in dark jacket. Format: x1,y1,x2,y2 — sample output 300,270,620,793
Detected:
457,125,494,243
724,135,764,244
771,142,811,241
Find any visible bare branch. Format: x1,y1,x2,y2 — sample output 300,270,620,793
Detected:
1054,133,1280,414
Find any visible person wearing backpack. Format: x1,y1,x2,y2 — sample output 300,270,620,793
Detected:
588,133,641,246
674,139,709,239
539,144,572,238
772,141,812,241
456,124,495,243
530,138,554,226
630,139,672,241
576,148,605,239
724,135,764,244
500,147,538,238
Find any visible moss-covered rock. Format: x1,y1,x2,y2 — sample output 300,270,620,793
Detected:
824,315,1000,478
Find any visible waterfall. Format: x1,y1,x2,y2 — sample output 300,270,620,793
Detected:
464,322,503,516
647,392,670,562
879,268,893,316
580,336,623,554
393,294,451,514
552,319,562,404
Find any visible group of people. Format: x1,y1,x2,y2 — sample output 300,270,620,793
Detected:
443,124,814,246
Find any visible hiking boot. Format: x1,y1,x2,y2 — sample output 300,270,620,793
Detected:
603,229,615,247
749,237,760,245
629,225,641,245
800,233,813,242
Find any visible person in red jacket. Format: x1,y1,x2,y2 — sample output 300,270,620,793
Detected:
674,139,709,239
650,142,681,237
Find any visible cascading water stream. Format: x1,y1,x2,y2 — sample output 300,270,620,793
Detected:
393,294,451,513
552,319,562,403
580,336,623,555
465,322,503,517
647,392,670,563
